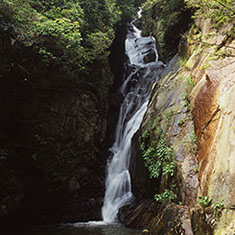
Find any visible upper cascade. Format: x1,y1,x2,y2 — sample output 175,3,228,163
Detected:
125,22,159,66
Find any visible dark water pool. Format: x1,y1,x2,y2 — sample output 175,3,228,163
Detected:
5,222,140,235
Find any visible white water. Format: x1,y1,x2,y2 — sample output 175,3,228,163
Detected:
102,17,163,223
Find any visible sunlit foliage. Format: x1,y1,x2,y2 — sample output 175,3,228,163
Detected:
185,0,235,28
0,0,140,76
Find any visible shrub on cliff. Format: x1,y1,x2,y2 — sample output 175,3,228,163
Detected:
185,0,235,28
141,0,192,60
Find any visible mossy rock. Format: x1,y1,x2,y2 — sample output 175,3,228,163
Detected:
149,203,192,234
191,206,215,235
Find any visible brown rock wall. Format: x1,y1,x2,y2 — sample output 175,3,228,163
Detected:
188,26,235,233
128,19,235,234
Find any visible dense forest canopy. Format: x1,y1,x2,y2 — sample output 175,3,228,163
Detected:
0,0,142,77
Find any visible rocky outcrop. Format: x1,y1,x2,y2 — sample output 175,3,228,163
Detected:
127,16,235,235
148,203,193,235
127,54,199,232
120,200,157,228
188,21,235,234
141,0,192,61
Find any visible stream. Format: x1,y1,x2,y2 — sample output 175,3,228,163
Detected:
11,222,139,235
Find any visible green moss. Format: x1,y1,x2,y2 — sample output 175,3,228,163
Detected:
200,63,210,70
211,199,225,217
185,0,235,29
197,196,212,207
164,110,175,131
186,75,195,90
193,166,198,173
154,189,176,204
183,91,191,112
0,150,7,160
178,57,188,67
190,130,197,144
178,118,186,125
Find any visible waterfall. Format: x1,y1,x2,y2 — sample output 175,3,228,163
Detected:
102,16,164,223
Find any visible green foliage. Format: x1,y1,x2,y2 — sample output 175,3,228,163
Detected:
0,150,7,160
211,199,225,217
140,118,176,180
0,0,85,72
116,0,138,21
178,118,186,125
154,189,176,203
197,196,225,217
182,91,191,111
200,63,210,70
156,139,173,161
182,91,188,101
186,75,195,89
197,196,212,207
178,57,188,67
86,31,113,56
164,111,174,131
141,135,176,179
182,75,194,112
193,166,199,173
185,0,235,29
142,143,161,178
190,130,197,144
162,161,176,177
140,114,181,205
142,129,150,140
0,0,140,77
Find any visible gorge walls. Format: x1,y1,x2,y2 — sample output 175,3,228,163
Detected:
125,1,235,234
188,20,235,234
0,39,113,224
0,0,140,225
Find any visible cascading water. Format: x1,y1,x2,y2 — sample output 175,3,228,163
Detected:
102,15,164,223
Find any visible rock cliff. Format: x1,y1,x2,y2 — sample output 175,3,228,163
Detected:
127,9,235,235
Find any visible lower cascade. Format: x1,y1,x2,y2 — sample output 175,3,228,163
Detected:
101,19,164,222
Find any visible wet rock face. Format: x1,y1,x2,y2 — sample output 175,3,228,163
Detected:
119,200,157,229
130,130,156,201
128,17,235,234
128,54,199,232
143,48,157,64
148,204,193,235
191,207,214,235
131,54,199,206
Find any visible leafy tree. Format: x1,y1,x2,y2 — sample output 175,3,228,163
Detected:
0,0,86,72
0,0,141,78
185,0,235,28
